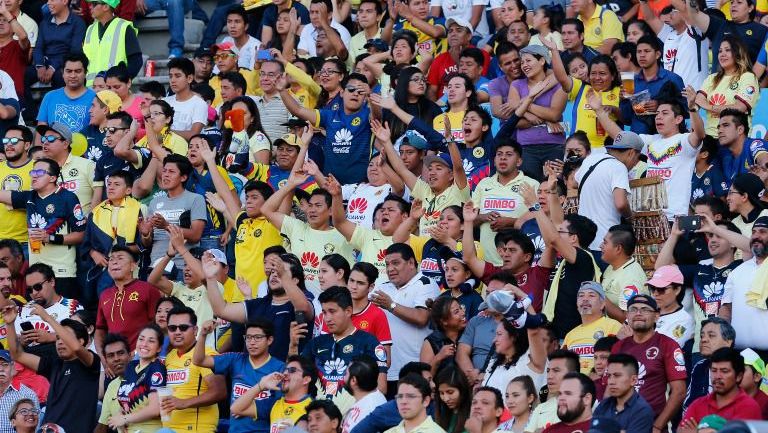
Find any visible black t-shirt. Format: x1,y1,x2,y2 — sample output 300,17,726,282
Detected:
38,351,101,433
705,17,767,72
553,248,598,338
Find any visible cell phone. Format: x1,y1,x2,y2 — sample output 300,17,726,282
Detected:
20,322,33,332
295,311,307,326
257,50,274,61
678,215,701,232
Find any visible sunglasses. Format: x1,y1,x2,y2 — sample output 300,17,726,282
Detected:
649,285,671,294
214,53,236,60
1,137,25,145
29,280,50,292
103,127,128,135
40,135,64,143
167,324,193,332
284,366,302,374
30,169,52,177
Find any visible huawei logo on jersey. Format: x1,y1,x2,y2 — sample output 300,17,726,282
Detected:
665,49,677,61
348,198,368,214
301,251,320,269
377,249,387,262
709,93,727,106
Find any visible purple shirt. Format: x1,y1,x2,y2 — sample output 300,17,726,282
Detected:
510,78,565,146
488,75,512,102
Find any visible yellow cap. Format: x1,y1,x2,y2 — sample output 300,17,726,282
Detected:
275,133,302,147
96,90,122,114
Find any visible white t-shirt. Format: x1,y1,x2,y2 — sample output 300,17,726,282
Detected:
374,273,440,380
657,307,695,348
341,183,392,229
639,132,700,221
218,35,261,71
16,297,83,341
0,70,18,99
431,0,490,36
658,24,709,90
163,94,208,131
723,258,768,350
575,153,630,251
482,350,546,402
297,22,352,57
341,391,387,433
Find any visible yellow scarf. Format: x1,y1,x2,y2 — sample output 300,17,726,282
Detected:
543,248,602,319
91,196,142,244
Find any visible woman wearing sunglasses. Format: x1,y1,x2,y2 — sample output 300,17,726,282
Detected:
10,398,39,433
110,323,167,432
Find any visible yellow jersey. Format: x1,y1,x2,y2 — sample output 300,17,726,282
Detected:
0,159,33,242
234,212,283,295
581,6,624,50
568,78,621,149
98,376,122,426
269,396,313,432
164,346,219,433
601,258,648,311
699,72,760,137
171,282,215,329
210,69,261,107
411,179,470,236
563,316,622,374
59,154,100,214
281,216,355,293
471,172,539,265
136,127,190,158
286,62,322,109
350,227,417,283
433,111,466,143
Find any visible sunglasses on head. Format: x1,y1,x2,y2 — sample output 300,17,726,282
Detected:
29,280,50,292
167,324,193,332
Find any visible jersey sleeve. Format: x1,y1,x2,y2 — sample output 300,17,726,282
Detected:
67,194,87,232
10,190,32,210
349,225,373,250
366,335,388,372
601,9,625,41
409,236,429,263
409,178,431,201
372,309,393,345
146,361,168,390
662,338,688,382
568,78,585,101
413,281,439,309
735,73,760,110
212,352,236,375
315,108,332,129
280,215,301,238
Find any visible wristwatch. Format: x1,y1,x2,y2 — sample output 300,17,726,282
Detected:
528,203,541,212
390,302,397,312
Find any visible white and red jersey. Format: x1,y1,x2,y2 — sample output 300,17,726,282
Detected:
15,297,82,344
342,183,392,229
341,391,387,433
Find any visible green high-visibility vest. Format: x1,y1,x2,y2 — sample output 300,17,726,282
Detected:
83,17,135,86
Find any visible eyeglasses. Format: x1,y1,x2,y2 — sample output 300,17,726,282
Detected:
557,230,574,235
627,306,656,314
167,324,193,332
244,334,268,342
30,169,52,178
727,190,744,196
103,127,128,135
40,135,65,143
15,408,40,417
319,69,342,76
345,86,368,96
409,76,427,83
649,285,670,294
148,111,165,118
1,137,25,145
284,366,302,374
214,53,236,60
395,393,422,400
29,280,50,292
262,72,281,79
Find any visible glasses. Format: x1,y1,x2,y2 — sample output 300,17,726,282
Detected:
557,230,573,235
727,190,744,196
167,324,193,332
30,169,52,178
649,285,670,294
319,69,342,76
262,72,281,78
409,76,427,83
345,86,368,96
29,280,50,292
40,135,64,143
15,408,40,417
284,366,302,374
214,53,236,60
627,306,656,314
395,393,422,400
244,334,268,342
2,137,25,145
103,127,128,135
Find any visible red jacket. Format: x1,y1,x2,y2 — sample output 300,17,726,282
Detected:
682,389,762,425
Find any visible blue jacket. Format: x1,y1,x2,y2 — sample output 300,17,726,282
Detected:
683,358,710,413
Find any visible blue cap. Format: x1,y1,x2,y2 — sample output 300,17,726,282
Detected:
423,152,452,170
398,130,429,151
364,38,389,52
0,350,10,362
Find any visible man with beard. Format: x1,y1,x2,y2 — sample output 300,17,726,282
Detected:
563,282,622,374
611,295,687,433
341,356,388,433
527,350,581,432
0,240,27,299
721,215,768,354
194,318,284,433
95,334,131,433
682,318,735,413
231,355,316,430
162,307,227,433
0,126,33,247
679,348,761,431
593,354,654,432
298,286,387,399
203,252,314,360
542,372,594,433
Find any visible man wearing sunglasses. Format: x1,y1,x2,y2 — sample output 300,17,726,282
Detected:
209,41,257,108
0,158,86,300
0,126,33,247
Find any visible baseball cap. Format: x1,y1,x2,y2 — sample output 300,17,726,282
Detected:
0,350,11,362
423,153,453,170
364,38,389,52
446,17,474,34
732,173,765,208
478,290,530,325
578,281,606,300
87,0,119,8
627,294,659,311
96,90,122,114
282,117,308,129
396,130,429,151
697,415,727,431
754,215,768,230
194,46,214,59
646,265,684,288
206,249,227,265
519,44,551,65
274,133,302,148
36,122,73,143
589,417,621,433
605,131,644,151
741,348,766,376
212,41,240,56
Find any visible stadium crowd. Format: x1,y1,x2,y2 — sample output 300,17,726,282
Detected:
4,0,768,431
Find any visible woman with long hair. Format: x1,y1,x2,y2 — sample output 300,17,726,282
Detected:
421,296,469,375
110,324,166,432
137,100,189,157
433,366,472,433
497,376,538,433
624,19,655,44
695,35,759,137
154,296,185,360
220,95,272,166
565,53,588,83
507,45,567,181
544,35,622,151
386,66,442,140
318,254,351,291
10,399,39,433
106,64,146,135
492,0,526,30
316,58,348,110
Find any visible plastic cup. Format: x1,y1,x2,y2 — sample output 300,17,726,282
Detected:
157,387,173,422
621,72,635,95
29,230,42,254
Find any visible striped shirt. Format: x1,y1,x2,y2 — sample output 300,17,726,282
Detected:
254,94,290,143
0,383,39,433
